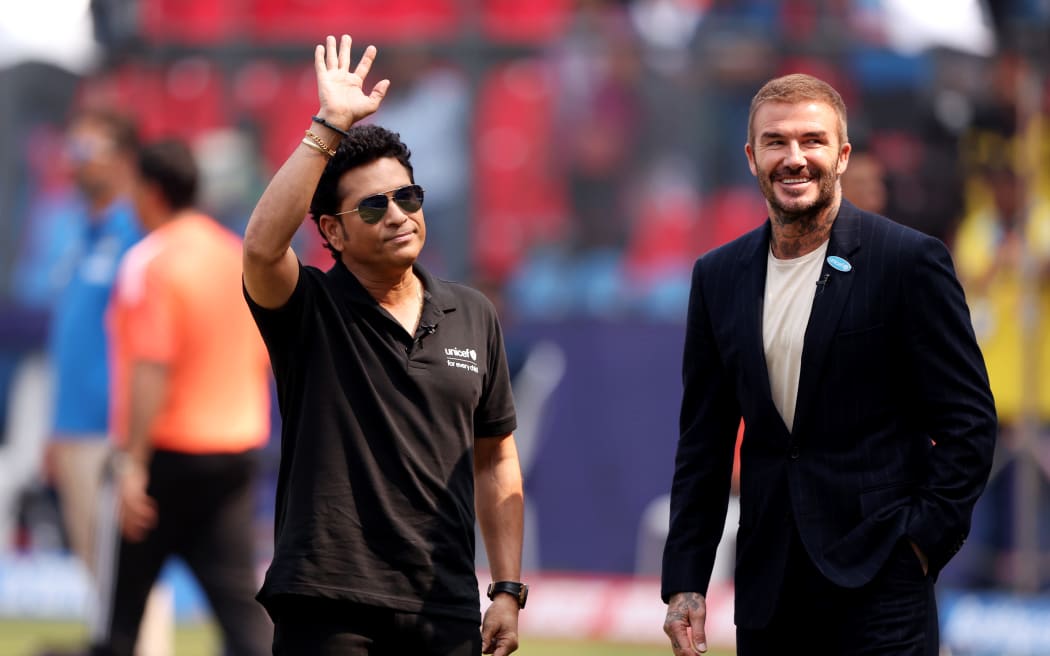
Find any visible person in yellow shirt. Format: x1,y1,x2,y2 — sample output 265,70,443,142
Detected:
952,160,1050,587
955,163,1050,422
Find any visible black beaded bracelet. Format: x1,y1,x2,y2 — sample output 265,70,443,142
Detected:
311,115,351,139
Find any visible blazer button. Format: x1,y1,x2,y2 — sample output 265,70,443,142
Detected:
789,445,800,460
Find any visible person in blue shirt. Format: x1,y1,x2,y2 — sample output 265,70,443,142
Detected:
42,109,154,651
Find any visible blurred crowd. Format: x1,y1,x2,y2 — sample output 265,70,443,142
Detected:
1,0,1049,599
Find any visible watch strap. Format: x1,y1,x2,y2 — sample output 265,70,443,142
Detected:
487,580,528,609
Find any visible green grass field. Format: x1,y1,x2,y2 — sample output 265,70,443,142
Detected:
0,620,218,656
0,620,734,655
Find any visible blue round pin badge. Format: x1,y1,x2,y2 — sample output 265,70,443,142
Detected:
827,255,852,272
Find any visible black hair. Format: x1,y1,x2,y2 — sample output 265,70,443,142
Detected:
136,139,199,211
309,124,414,259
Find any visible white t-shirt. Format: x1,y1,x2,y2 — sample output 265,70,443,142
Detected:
762,240,829,432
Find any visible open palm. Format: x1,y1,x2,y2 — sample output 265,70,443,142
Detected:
314,34,390,129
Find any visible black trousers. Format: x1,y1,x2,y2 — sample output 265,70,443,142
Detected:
737,528,938,656
91,449,272,656
271,596,482,656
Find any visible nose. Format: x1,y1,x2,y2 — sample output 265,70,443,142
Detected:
381,198,409,225
784,141,806,168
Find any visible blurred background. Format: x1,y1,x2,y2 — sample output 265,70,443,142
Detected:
0,0,1048,654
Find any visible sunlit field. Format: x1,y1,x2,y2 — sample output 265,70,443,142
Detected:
0,620,219,656
520,638,732,655
0,620,735,655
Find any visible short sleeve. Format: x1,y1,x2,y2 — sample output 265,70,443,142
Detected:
113,249,177,364
243,260,313,372
474,306,517,438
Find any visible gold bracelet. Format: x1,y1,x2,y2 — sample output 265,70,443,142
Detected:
301,136,334,158
303,129,336,157
300,137,331,157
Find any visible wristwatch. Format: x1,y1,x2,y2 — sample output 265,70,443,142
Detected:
487,581,528,609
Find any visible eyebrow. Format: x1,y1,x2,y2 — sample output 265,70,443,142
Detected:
759,129,830,141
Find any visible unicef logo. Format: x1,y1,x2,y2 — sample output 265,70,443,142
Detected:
444,346,478,361
444,346,481,374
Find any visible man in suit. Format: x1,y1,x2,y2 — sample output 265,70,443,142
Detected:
661,74,996,655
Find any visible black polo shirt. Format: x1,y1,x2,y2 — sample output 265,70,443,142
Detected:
245,260,517,622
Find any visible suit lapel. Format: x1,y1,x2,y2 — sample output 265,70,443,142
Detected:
791,202,863,433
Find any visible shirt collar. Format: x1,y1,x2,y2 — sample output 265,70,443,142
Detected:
328,259,458,315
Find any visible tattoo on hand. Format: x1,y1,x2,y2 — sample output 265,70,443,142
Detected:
671,592,703,613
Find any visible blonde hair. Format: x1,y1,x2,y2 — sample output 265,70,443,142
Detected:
747,74,848,145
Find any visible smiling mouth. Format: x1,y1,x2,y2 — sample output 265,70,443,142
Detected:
778,177,812,185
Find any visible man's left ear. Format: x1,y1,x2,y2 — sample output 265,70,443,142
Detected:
838,142,852,175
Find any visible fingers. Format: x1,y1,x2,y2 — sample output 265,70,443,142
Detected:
480,621,495,654
119,483,158,543
481,630,518,656
691,623,708,653
664,592,708,655
353,44,378,80
313,34,385,119
369,79,391,105
481,605,520,656
313,44,325,77
665,619,695,656
121,516,149,542
120,500,157,542
317,34,363,74
325,35,338,70
130,495,158,526
120,518,139,542
493,638,518,656
315,36,381,88
338,34,352,71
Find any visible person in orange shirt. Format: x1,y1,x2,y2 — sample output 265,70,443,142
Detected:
90,140,273,656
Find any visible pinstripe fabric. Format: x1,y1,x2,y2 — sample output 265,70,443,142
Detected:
662,200,997,630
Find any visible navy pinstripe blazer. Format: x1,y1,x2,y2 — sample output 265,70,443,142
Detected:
661,199,997,628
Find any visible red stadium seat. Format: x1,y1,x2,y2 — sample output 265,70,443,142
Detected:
231,61,321,171
482,0,571,43
249,0,459,42
139,0,238,44
697,187,768,254
76,62,225,142
624,183,702,283
472,60,568,282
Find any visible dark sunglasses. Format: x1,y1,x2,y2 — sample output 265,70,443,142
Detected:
333,184,425,224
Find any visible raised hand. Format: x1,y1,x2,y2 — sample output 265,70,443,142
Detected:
313,34,390,131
